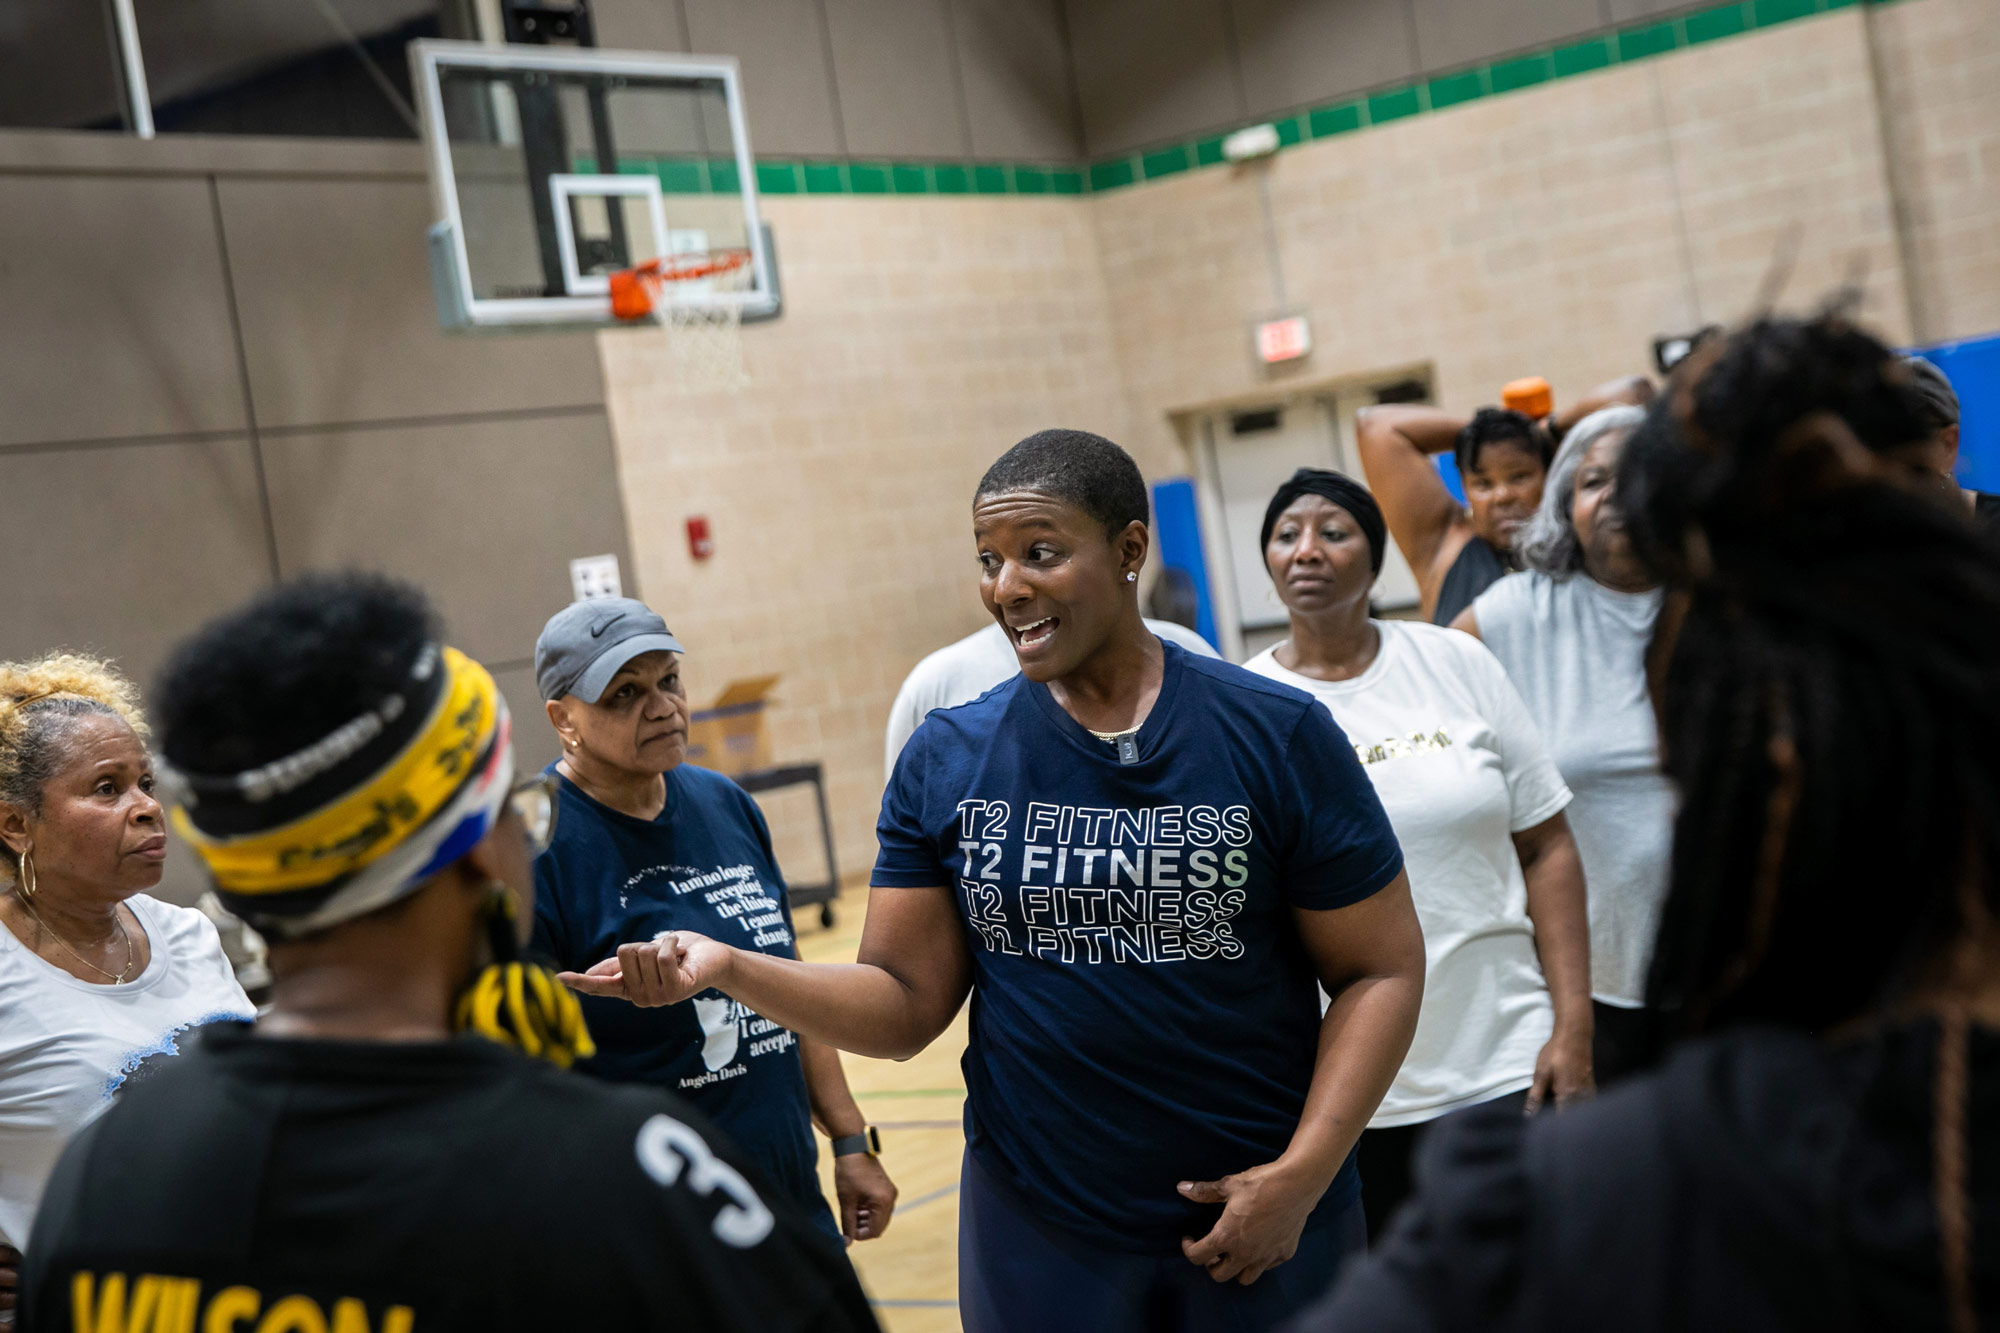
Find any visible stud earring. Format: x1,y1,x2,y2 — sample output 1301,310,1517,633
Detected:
1126,572,1138,583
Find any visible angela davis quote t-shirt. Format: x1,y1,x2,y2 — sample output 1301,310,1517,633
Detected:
532,763,826,1229
874,642,1405,1253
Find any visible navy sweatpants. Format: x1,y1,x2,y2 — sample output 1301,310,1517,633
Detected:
957,1150,1366,1333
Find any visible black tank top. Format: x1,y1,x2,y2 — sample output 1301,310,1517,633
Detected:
1975,490,2000,529
1432,536,1515,626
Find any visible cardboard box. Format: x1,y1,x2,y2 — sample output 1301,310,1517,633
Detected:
685,675,780,778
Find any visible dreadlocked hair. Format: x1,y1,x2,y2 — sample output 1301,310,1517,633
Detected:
0,654,148,881
1620,305,1998,1333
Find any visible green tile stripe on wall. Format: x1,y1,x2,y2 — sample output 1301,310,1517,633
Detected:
1427,68,1486,110
622,157,1075,198
1307,102,1363,137
848,161,891,194
1083,0,1891,195
587,0,1889,203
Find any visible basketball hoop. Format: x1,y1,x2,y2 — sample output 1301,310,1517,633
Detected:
607,249,754,392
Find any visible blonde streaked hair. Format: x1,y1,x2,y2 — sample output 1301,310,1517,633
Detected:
0,653,149,878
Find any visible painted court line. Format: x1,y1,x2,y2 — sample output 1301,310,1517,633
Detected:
897,1181,962,1213
874,1119,962,1130
871,1299,960,1309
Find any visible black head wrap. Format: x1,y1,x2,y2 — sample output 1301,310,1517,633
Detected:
1260,468,1387,573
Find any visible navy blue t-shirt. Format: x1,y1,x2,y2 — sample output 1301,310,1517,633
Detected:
531,763,829,1230
874,642,1404,1253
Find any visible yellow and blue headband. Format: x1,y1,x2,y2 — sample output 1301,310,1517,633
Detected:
166,646,514,939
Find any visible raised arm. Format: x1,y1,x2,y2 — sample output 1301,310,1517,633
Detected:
1354,406,1471,592
1550,375,1655,437
559,886,972,1062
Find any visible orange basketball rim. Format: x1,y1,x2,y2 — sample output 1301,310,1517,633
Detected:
608,250,754,321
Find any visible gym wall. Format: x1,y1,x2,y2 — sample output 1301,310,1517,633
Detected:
598,0,2000,880
589,0,1083,163
0,132,631,903
0,0,1994,898
1098,4,1922,472
596,193,1145,884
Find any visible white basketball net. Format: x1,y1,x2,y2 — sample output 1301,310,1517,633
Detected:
638,256,752,393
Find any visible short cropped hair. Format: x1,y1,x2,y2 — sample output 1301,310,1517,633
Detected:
155,573,438,779
1899,355,1959,429
974,429,1150,537
1454,407,1552,478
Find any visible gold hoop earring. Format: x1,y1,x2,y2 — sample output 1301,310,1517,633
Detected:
17,850,35,900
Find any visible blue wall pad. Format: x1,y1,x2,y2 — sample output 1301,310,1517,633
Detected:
1151,478,1220,650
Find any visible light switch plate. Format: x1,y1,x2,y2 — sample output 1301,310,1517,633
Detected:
570,554,622,602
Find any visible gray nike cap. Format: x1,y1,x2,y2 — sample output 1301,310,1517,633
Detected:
535,597,686,703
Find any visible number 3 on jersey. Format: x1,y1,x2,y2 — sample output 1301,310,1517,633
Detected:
635,1113,776,1248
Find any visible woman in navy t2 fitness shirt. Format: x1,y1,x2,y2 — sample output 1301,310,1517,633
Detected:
529,597,898,1247
561,431,1424,1332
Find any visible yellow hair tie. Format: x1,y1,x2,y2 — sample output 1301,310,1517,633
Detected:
455,961,596,1070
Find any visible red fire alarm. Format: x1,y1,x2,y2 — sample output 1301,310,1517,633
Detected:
686,516,715,560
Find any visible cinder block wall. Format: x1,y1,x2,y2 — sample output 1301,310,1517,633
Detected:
599,195,1143,881
1869,0,2000,342
1099,5,1916,474
600,0,2000,883
4,0,1994,901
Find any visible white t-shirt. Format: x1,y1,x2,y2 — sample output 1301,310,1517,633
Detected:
0,893,254,1249
883,619,1218,772
1471,571,1673,1007
1246,622,1572,1126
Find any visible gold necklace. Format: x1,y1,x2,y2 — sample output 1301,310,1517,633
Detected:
16,895,136,984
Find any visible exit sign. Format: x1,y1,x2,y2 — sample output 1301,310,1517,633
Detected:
1255,314,1312,364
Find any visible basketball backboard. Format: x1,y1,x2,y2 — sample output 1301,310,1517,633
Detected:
410,39,778,330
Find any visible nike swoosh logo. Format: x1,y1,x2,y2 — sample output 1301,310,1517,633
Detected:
591,615,624,638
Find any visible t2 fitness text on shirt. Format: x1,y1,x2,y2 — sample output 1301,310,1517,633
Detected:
954,800,1251,965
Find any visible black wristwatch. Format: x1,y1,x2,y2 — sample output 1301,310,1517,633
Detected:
831,1127,882,1158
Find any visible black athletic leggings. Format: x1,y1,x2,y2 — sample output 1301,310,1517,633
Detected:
1355,1089,1529,1242
1358,1007,1668,1242
1591,1000,1666,1085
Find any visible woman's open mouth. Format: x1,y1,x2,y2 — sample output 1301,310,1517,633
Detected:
1010,616,1060,649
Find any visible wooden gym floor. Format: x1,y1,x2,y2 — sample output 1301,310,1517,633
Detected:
801,882,968,1333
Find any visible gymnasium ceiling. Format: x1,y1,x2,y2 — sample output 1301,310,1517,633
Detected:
0,0,434,129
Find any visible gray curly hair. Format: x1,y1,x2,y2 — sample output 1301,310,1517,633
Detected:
1514,404,1648,577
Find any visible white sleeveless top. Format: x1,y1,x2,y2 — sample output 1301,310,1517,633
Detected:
0,894,253,1249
